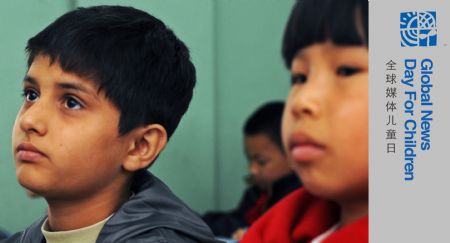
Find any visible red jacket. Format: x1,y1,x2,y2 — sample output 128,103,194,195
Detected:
241,188,368,243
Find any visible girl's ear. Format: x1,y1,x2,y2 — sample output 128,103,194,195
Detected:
122,124,167,172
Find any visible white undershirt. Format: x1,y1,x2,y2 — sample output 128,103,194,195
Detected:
311,223,340,243
41,214,113,243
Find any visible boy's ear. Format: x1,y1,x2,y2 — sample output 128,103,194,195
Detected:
122,124,167,172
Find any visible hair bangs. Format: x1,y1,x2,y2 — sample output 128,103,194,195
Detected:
282,0,368,68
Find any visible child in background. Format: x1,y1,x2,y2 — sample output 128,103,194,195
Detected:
203,101,301,239
242,0,368,242
7,5,219,243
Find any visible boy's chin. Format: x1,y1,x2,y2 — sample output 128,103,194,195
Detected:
16,173,51,198
26,189,41,198
19,183,46,198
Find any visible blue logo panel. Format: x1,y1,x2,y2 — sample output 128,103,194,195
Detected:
400,11,437,47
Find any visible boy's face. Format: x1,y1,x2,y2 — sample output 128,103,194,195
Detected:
244,134,291,191
282,42,368,202
12,55,131,199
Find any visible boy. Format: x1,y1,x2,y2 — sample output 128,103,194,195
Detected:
203,102,301,239
7,5,219,243
242,0,368,242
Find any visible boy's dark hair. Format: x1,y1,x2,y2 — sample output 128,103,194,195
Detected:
243,101,285,151
282,0,368,68
26,5,196,138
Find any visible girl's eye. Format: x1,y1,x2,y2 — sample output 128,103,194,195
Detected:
291,73,307,85
64,97,83,110
336,66,361,77
22,89,39,102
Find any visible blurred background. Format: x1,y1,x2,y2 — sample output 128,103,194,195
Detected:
0,0,294,232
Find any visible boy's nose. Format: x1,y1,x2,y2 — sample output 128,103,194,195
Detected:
249,162,260,176
18,102,48,136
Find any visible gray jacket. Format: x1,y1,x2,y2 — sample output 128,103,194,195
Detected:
3,171,222,243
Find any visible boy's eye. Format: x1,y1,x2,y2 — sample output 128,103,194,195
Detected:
291,73,307,85
336,66,361,77
22,89,39,102
256,159,267,166
64,97,83,110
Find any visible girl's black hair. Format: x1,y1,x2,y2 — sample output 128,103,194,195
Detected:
282,0,368,68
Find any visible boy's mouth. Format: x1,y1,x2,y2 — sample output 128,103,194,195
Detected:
16,143,46,162
288,133,326,164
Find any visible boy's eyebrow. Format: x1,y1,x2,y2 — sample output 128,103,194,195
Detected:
56,82,94,96
294,51,306,60
23,75,38,85
24,75,97,98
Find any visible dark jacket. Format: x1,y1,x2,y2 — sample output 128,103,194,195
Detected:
0,229,9,241
203,173,301,237
3,170,221,243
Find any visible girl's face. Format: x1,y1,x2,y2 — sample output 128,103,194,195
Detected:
282,42,368,202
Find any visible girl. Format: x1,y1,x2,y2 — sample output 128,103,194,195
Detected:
241,0,368,242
